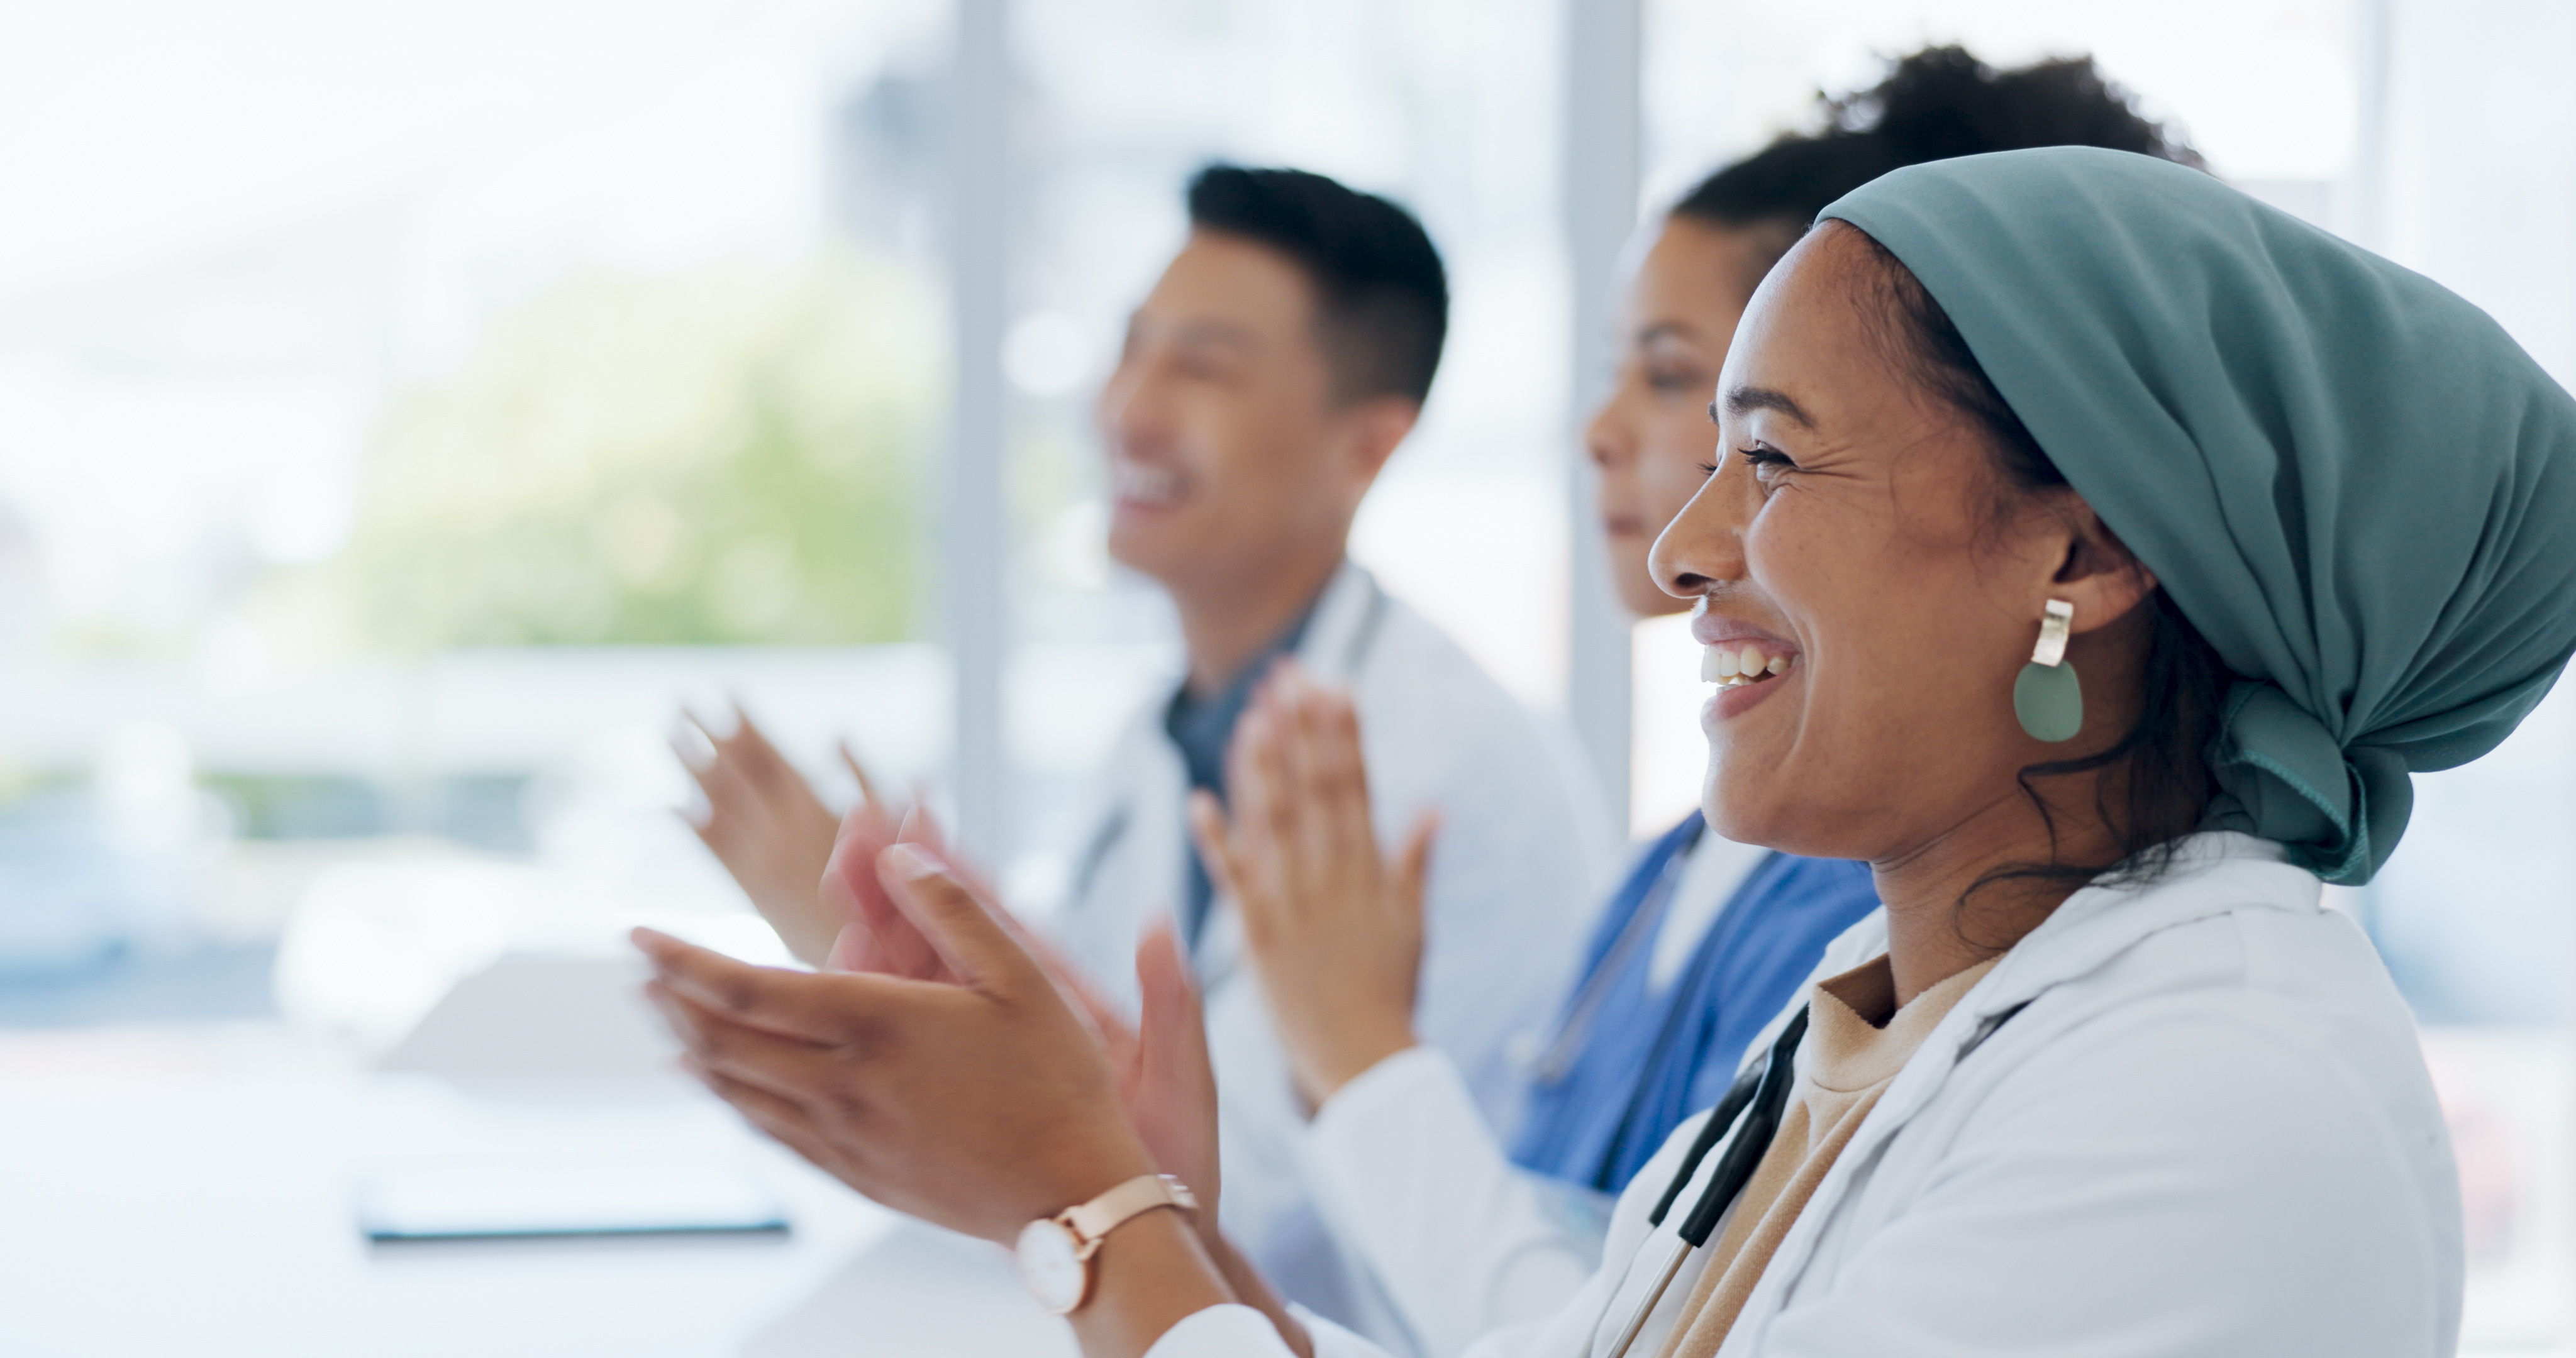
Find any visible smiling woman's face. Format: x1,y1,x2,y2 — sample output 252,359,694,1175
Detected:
1648,223,2118,865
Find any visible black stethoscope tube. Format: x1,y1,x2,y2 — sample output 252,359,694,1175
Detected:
1677,1005,1808,1245
1603,1004,1811,1357
1652,1005,1807,1244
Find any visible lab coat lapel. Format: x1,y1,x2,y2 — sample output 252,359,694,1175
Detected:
1190,562,1384,993
1065,561,1384,1005
1057,698,1190,1010
1710,833,2320,1356
1294,561,1387,687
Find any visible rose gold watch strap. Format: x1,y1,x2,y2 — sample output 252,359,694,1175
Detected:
1058,1174,1199,1257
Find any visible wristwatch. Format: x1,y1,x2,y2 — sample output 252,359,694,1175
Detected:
1014,1173,1199,1316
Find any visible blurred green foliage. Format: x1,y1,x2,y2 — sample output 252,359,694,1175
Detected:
335,252,935,648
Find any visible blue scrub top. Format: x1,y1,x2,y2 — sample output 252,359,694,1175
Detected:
1509,814,1880,1195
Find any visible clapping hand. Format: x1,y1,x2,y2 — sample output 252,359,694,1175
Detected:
813,802,1224,1237
1189,661,1439,1108
638,843,1157,1242
675,705,893,966
637,842,1307,1357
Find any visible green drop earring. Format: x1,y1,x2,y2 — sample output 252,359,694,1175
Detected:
2012,599,2084,742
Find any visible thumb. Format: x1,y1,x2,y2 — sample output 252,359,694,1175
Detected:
1189,789,1263,946
876,842,1044,996
897,803,1007,916
1133,920,1220,1201
825,802,948,980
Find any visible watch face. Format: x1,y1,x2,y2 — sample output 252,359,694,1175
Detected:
1015,1218,1088,1315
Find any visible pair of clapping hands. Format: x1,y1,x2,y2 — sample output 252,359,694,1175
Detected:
648,663,1433,1354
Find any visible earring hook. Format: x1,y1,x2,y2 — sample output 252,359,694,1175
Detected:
2029,599,2074,668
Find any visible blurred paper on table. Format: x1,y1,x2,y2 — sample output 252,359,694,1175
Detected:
373,951,685,1097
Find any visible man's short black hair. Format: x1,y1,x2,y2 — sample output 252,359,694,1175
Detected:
1185,165,1448,407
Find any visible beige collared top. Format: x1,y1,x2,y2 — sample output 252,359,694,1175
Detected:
1653,953,2001,1358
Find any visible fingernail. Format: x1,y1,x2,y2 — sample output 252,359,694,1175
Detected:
884,841,947,880
671,732,713,774
632,927,684,961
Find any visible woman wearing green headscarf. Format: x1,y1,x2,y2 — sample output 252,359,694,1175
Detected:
631,146,2576,1356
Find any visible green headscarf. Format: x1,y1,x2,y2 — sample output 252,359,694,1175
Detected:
1821,146,2576,884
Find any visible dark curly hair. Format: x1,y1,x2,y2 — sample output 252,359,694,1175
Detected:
1672,47,2200,289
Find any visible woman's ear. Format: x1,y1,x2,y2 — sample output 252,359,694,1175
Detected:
2050,501,2158,635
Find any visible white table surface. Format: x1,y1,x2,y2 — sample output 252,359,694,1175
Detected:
0,1024,1080,1357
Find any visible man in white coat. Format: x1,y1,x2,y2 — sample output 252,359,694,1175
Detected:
680,165,1608,1347
1050,165,1608,1344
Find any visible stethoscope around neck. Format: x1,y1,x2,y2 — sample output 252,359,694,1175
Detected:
1596,1002,1811,1358
1528,820,1706,1086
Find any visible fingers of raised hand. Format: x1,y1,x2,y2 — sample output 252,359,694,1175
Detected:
673,1044,880,1198
1274,679,1348,881
1278,670,1352,788
681,705,745,772
1394,810,1441,919
634,927,876,1044
1243,697,1307,885
1218,694,1263,834
682,1055,840,1166
1130,922,1219,1201
721,704,805,797
679,709,821,858
874,845,1046,999
1321,686,1372,810
824,810,939,980
675,721,750,822
1267,672,1380,903
648,981,852,1105
672,713,719,778
1187,790,1249,912
1134,922,1206,1051
896,803,957,854
897,807,1007,908
1290,676,1372,831
1196,784,1294,962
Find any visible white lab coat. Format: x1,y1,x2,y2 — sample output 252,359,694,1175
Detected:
1297,832,1772,1358
1053,561,1614,1347
1148,832,2464,1358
